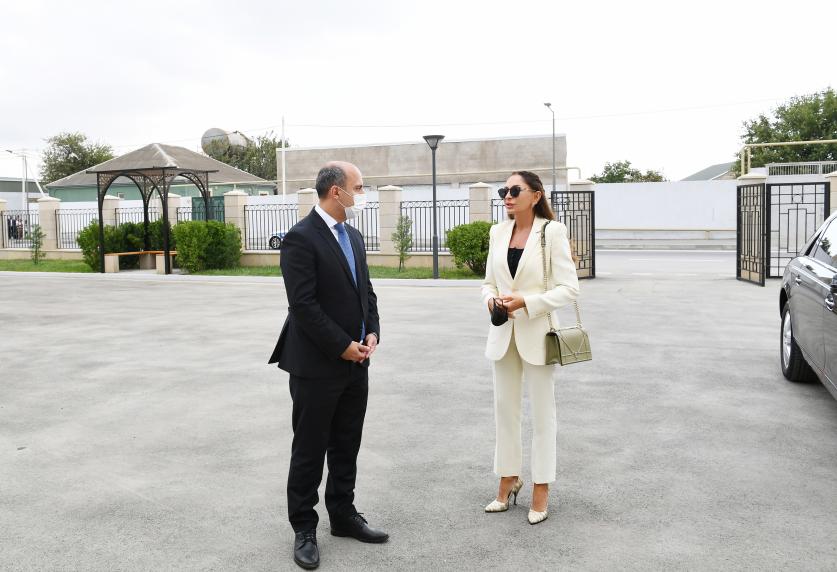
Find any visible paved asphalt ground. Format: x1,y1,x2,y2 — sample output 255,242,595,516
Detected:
1,251,836,571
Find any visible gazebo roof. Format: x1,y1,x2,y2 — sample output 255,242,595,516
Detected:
46,143,269,188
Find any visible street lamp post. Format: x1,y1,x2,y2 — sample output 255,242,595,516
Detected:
544,103,556,193
423,134,444,279
5,149,28,217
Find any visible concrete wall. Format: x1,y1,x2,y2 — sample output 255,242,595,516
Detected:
595,181,737,229
279,135,569,189
593,180,737,249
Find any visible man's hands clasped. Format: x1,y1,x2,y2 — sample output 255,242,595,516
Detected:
340,333,378,363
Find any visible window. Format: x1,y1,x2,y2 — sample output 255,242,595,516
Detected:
813,221,837,268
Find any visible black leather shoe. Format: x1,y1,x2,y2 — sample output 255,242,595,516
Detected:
330,513,389,543
293,529,319,570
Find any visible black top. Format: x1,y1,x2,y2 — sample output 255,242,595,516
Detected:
507,247,524,278
268,210,380,379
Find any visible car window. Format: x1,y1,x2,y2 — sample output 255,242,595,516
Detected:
813,221,837,268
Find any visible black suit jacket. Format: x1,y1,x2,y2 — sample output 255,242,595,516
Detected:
268,209,380,379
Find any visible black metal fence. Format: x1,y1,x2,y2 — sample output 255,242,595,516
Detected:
736,183,767,286
348,202,380,251
551,191,596,279
1,210,39,248
492,199,506,223
115,207,162,226
400,200,469,252
767,183,830,278
243,204,298,250
56,209,97,249
176,203,225,223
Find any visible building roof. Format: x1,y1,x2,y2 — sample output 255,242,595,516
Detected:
46,143,268,188
681,161,736,181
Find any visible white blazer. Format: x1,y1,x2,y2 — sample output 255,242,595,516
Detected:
481,217,580,365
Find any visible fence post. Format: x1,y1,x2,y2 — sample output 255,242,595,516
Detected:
166,193,181,224
224,190,248,248
37,196,61,251
468,182,493,223
102,195,121,227
0,199,6,248
297,188,317,219
825,170,837,215
378,185,403,256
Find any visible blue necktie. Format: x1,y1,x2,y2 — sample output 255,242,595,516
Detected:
335,223,365,341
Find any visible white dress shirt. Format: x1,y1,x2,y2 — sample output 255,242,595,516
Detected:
315,204,341,243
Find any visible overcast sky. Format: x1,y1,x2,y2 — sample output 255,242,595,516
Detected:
1,0,833,181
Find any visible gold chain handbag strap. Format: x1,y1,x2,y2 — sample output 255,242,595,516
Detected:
540,220,582,330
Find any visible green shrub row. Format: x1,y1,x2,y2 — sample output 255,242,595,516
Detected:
77,220,174,271
171,220,241,273
446,221,491,275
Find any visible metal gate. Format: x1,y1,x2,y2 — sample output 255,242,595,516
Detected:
737,184,767,286
551,191,595,279
736,182,830,285
766,182,830,278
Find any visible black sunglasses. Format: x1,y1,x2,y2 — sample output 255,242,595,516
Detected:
498,185,530,199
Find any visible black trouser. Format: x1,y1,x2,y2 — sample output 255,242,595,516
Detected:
287,367,368,533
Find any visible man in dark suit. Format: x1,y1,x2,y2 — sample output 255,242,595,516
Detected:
268,161,388,570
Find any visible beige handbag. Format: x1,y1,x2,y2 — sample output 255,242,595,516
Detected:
540,221,592,366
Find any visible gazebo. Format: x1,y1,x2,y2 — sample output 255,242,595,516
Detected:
84,143,266,274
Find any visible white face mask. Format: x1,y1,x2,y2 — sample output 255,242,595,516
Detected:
336,187,367,220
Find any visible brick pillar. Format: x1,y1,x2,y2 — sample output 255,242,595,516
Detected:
37,196,61,250
223,190,248,248
468,182,493,223
377,185,403,255
102,195,121,227
298,188,317,219
166,192,181,224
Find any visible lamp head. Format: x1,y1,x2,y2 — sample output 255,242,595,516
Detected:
423,135,445,150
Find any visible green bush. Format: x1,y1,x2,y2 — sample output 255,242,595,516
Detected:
77,220,178,271
171,220,241,273
446,221,492,275
120,219,174,251
148,219,175,251
77,222,131,271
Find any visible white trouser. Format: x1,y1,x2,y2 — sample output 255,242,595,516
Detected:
492,334,557,484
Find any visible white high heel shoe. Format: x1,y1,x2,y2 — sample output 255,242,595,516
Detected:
528,485,549,525
484,478,524,513
527,509,548,525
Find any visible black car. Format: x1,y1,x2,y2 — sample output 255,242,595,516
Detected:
780,211,837,398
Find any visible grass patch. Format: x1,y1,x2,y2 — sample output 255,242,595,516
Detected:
193,265,481,279
0,259,93,273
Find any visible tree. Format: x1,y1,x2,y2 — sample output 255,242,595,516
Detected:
27,224,46,264
40,132,114,184
589,160,665,183
204,132,288,180
732,88,837,175
391,215,413,271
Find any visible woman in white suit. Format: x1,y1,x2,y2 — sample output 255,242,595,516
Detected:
481,171,580,525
